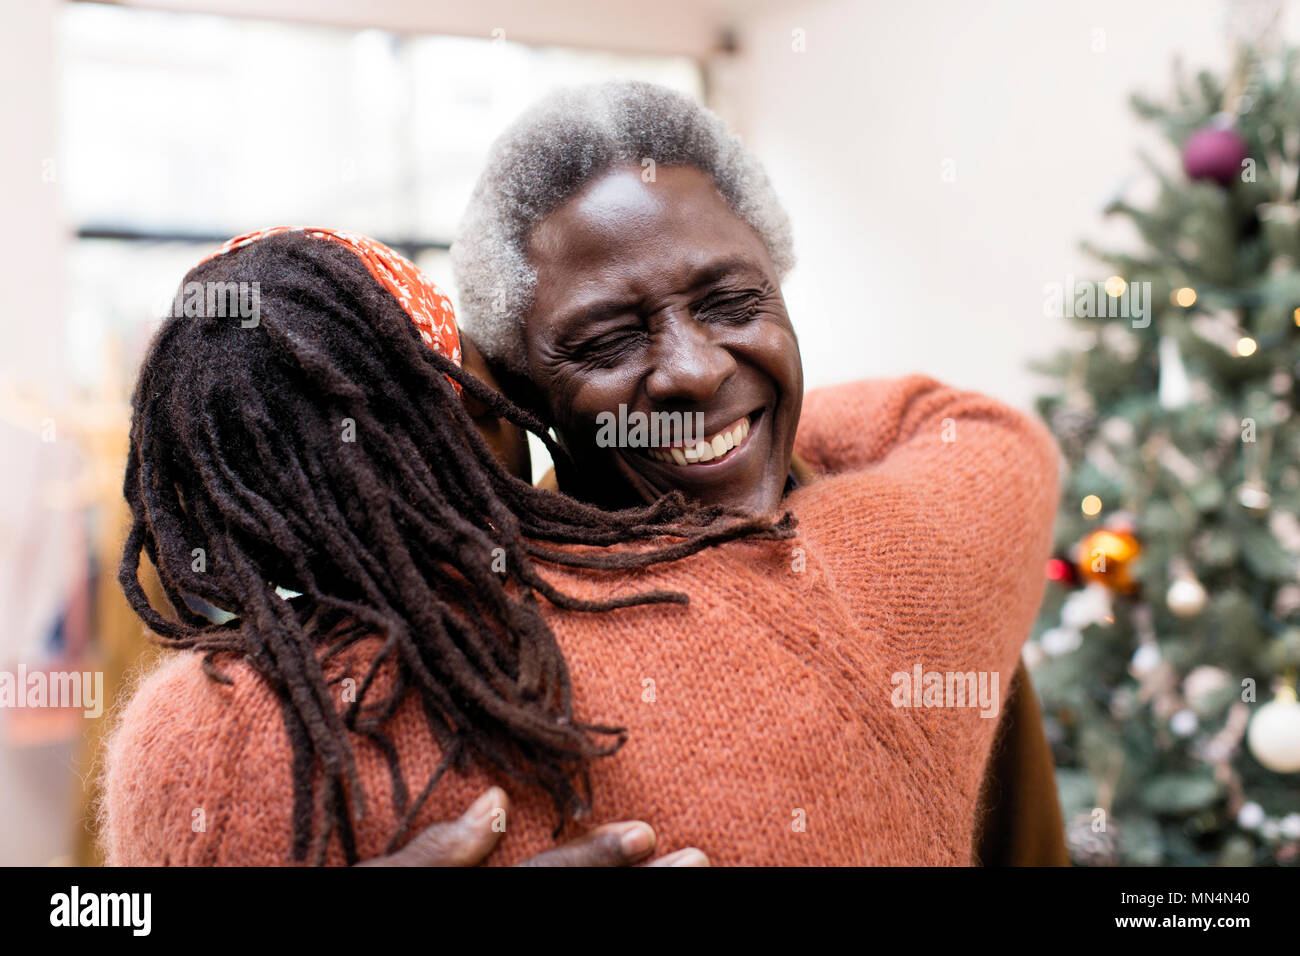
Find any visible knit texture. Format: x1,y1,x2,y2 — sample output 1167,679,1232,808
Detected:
102,376,1059,866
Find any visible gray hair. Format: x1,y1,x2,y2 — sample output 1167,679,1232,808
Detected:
450,80,796,376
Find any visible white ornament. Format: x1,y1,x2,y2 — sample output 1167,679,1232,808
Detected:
1041,627,1083,657
1247,690,1300,773
1237,801,1265,830
1171,709,1199,736
1158,335,1192,409
1237,481,1272,514
1062,583,1113,630
1130,643,1162,676
1282,814,1300,839
1167,574,1208,617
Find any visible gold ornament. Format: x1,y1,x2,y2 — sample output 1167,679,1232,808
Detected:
1077,527,1142,593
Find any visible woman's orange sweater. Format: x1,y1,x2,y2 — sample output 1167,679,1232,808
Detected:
102,376,1059,866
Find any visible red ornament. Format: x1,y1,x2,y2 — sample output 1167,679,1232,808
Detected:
1046,557,1078,586
1182,125,1248,185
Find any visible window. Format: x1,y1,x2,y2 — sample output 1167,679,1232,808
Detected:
58,3,703,386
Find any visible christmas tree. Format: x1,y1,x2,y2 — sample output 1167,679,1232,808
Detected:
1031,46,1300,866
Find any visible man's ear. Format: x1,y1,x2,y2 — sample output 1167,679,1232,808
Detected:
457,331,535,482
458,332,536,414
479,348,547,421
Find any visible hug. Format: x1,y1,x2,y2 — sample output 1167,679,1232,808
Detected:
103,81,1065,867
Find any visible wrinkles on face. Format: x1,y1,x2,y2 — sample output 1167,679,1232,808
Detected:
524,164,802,514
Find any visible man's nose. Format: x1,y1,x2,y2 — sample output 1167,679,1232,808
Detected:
643,313,737,404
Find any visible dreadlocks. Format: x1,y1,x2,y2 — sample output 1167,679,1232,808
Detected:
119,231,795,864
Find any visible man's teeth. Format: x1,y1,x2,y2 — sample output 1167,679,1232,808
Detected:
647,416,751,466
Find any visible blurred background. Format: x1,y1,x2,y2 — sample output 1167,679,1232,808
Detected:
2,0,1299,866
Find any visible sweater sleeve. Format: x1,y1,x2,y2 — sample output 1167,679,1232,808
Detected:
101,650,301,866
101,638,490,866
790,376,1060,709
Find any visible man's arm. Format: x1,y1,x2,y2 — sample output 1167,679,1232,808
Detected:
791,377,1065,864
792,376,1058,668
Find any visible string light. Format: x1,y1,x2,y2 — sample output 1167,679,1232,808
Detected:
1293,307,1300,327
1081,494,1103,517
1105,275,1128,297
1236,336,1258,357
1172,287,1197,308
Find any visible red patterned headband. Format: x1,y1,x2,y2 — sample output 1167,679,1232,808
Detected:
202,227,462,391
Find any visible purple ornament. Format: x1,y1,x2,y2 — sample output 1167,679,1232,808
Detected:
1182,125,1249,185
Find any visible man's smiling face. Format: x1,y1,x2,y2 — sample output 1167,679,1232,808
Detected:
524,164,803,514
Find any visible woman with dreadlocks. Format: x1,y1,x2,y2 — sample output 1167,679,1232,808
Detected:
102,227,790,866
104,225,1059,866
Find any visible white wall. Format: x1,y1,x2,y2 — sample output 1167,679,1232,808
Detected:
0,0,63,388
711,0,1300,409
0,0,73,868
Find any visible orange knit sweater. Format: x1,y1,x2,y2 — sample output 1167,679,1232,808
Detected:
102,376,1059,866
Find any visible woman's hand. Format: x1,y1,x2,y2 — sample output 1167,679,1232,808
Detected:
356,787,709,867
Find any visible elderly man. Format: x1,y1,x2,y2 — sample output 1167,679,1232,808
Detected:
445,81,1068,865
